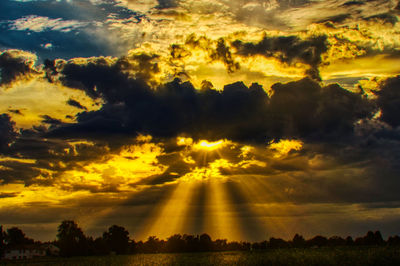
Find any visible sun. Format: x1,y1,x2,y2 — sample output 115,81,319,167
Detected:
177,137,229,151
194,140,226,151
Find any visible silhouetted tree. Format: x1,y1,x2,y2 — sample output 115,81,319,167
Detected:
183,234,199,252
143,236,163,253
56,220,88,257
292,234,306,248
388,235,400,246
345,236,354,246
307,235,328,247
354,236,363,245
355,231,384,246
166,234,185,252
5,227,34,247
128,239,136,254
84,236,96,256
199,233,212,251
92,237,110,255
135,240,144,253
103,225,130,254
269,237,289,248
373,231,384,245
252,240,267,250
327,236,346,246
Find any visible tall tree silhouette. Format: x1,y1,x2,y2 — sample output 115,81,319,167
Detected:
103,225,130,254
292,234,306,248
199,233,212,251
5,227,33,247
57,220,88,257
355,231,384,246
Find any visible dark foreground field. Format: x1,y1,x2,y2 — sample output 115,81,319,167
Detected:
2,247,400,266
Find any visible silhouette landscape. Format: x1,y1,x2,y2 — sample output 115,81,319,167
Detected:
2,221,400,265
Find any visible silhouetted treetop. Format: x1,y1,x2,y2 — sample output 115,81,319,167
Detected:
103,225,130,254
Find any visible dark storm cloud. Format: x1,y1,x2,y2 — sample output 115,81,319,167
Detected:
51,55,159,99
375,75,400,128
232,35,328,80
49,71,272,142
0,113,17,153
45,56,375,144
66,99,87,111
10,131,107,164
0,50,38,86
0,160,43,185
269,80,375,140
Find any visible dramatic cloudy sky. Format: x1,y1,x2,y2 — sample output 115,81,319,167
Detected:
1,0,400,242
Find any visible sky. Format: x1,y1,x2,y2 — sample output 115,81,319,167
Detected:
1,0,400,242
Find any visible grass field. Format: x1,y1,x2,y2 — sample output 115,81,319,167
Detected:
2,247,400,266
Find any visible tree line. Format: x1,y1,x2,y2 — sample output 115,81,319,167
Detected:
1,221,400,257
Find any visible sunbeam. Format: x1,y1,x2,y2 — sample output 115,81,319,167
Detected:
137,181,195,240
206,179,243,241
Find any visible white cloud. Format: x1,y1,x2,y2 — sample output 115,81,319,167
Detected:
9,15,88,33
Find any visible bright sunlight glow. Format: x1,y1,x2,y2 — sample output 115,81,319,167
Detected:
195,140,225,151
